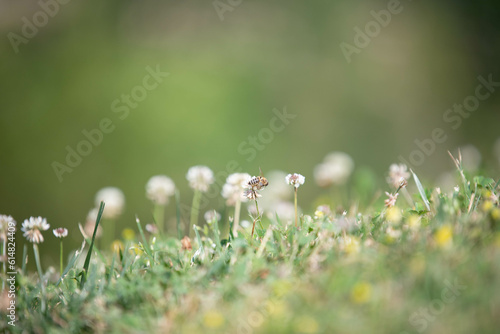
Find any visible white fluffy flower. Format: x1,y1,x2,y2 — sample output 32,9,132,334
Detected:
146,175,175,205
186,166,214,192
0,215,15,241
204,210,221,223
314,152,354,187
285,173,305,188
387,164,411,188
95,187,125,219
21,216,50,243
53,227,68,238
221,173,251,206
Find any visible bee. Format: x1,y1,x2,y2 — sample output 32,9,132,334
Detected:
248,168,269,191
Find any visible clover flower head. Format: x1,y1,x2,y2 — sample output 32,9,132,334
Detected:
387,164,410,188
221,173,251,206
53,227,68,238
204,210,221,223
314,152,354,187
285,173,305,188
384,192,399,208
186,165,214,192
0,215,15,241
95,187,125,219
244,189,262,201
146,175,175,205
21,216,50,243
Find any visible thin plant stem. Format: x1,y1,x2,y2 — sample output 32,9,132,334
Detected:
233,199,241,237
60,240,63,276
294,187,298,228
190,190,202,236
33,244,46,312
251,199,263,237
154,203,165,234
175,189,182,239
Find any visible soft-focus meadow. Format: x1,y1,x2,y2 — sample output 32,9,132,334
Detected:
1,0,500,333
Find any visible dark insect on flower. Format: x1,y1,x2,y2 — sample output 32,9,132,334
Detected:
247,168,269,191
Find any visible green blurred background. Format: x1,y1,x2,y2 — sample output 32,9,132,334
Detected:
1,0,499,264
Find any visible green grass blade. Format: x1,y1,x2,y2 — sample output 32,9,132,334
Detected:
80,201,105,289
410,169,430,211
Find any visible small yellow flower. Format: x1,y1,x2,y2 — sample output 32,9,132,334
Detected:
435,225,453,248
130,243,144,255
351,281,372,304
294,315,319,333
122,228,135,241
203,311,225,329
342,236,360,254
386,207,402,224
482,200,494,212
111,240,124,253
407,214,421,231
491,207,500,221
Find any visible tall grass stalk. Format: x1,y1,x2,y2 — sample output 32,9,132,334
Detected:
33,244,46,312
190,189,201,236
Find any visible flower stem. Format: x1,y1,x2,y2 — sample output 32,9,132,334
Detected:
33,244,46,312
154,203,165,234
190,190,202,236
60,240,64,276
251,199,263,237
294,187,298,228
233,199,241,237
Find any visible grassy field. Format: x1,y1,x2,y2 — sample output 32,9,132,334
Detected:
2,155,500,334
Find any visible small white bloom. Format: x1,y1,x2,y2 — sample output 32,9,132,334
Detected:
387,164,410,188
285,173,305,188
314,152,354,187
221,173,251,206
244,189,262,200
384,192,399,208
21,216,50,244
204,210,221,223
146,175,175,205
0,215,15,241
95,187,125,219
53,227,68,238
186,165,214,192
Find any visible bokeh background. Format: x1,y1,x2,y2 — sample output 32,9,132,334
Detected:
1,0,499,264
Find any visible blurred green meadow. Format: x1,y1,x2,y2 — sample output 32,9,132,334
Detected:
1,0,500,264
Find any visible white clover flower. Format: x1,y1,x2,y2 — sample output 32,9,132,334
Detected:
186,165,214,192
95,187,125,219
53,227,68,238
244,189,262,200
204,210,221,223
314,152,354,187
285,173,305,188
146,175,175,205
0,215,15,241
21,216,50,244
387,164,411,188
221,173,251,206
